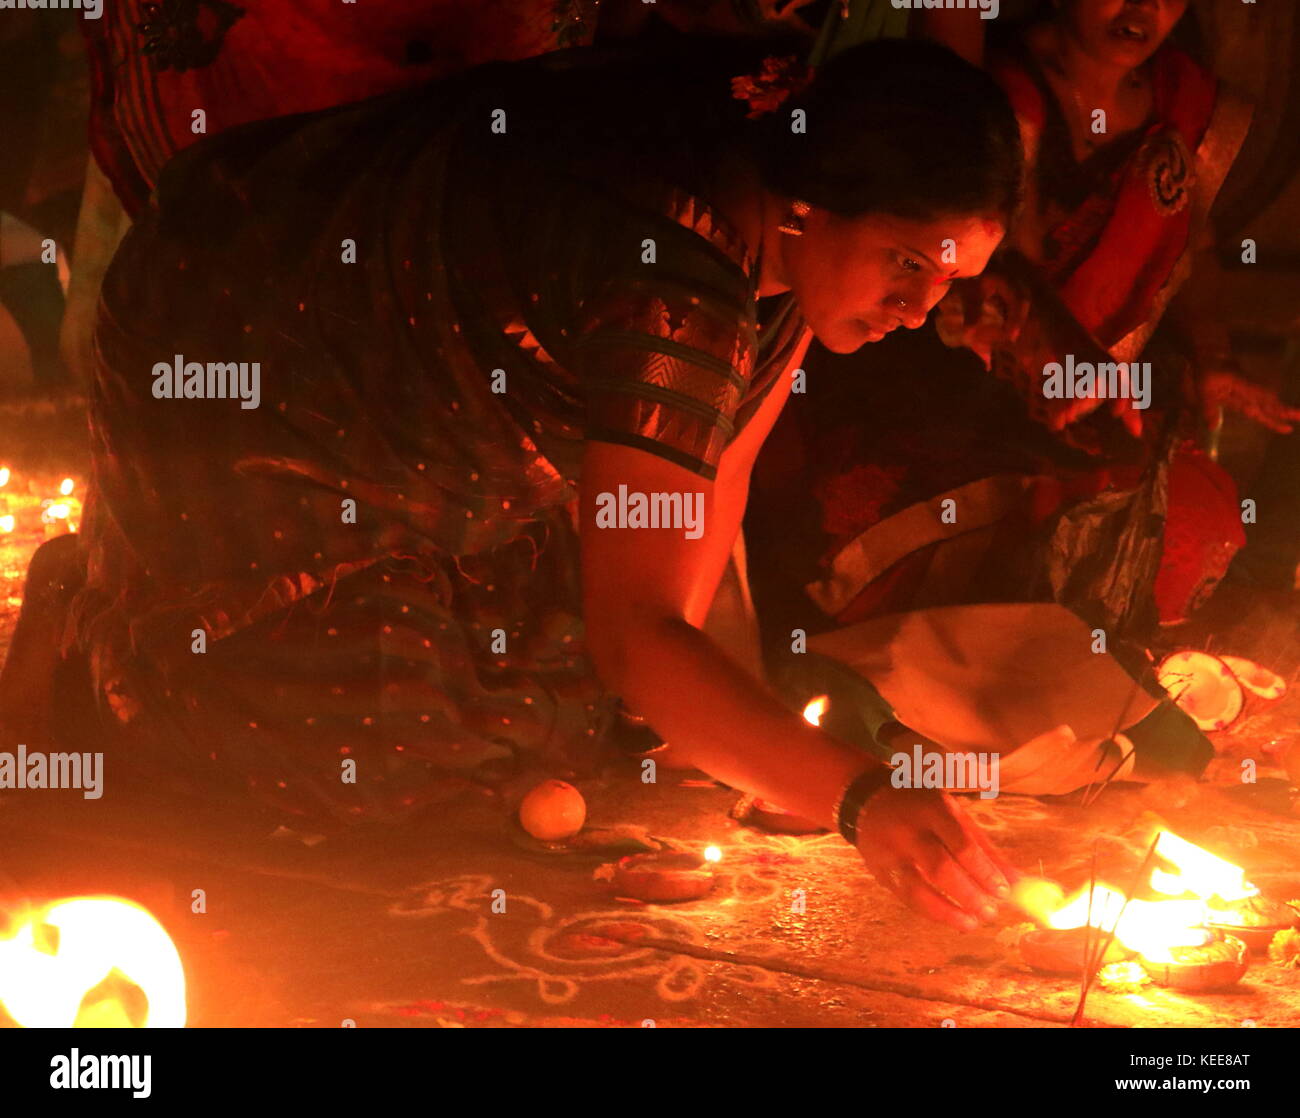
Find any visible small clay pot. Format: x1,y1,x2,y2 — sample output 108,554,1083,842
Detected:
1205,923,1293,952
610,852,715,903
743,799,825,835
1019,927,1132,975
1206,897,1299,952
1140,933,1249,991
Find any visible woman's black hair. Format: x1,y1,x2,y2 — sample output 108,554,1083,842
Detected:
498,32,1022,225
751,38,1023,224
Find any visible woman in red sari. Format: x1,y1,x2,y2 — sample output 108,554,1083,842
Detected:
756,0,1294,625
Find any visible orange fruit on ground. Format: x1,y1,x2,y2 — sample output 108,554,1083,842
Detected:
518,780,586,841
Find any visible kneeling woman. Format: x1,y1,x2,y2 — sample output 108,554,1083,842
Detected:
47,39,1020,928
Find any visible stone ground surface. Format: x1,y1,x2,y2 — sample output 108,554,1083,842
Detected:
1,754,1299,1029
1,395,1299,1029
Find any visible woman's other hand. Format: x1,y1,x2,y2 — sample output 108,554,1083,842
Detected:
1201,367,1300,435
935,273,1027,369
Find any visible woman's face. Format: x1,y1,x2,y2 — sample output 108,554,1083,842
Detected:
1058,0,1189,69
781,210,1004,354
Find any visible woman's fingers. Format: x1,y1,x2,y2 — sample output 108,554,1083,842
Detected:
922,797,1013,903
911,832,1000,922
874,858,982,931
1203,372,1300,433
949,804,1017,891
859,788,1014,929
1248,406,1294,434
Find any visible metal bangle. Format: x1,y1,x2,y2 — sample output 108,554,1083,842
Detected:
835,764,896,848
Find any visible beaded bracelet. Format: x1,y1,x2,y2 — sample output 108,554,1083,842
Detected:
834,763,897,848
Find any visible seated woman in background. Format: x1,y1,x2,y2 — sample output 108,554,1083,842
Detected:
1,37,1025,931
747,0,1294,792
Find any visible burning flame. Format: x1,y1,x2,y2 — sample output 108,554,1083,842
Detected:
0,897,187,1027
802,695,829,727
58,478,74,496
0,466,9,487
703,845,722,864
1025,828,1260,963
1150,829,1257,905
0,515,13,533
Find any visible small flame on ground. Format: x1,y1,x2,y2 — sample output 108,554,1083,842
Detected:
802,695,829,727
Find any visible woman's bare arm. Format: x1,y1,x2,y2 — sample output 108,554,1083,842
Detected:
578,354,857,825
580,356,1013,927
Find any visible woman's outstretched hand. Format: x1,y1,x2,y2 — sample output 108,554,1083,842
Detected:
853,784,1017,931
1201,368,1300,435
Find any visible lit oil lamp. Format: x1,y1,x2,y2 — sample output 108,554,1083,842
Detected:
40,477,82,537
1137,931,1250,992
602,845,720,903
1018,926,1132,975
1014,829,1269,991
1205,897,1300,951
0,896,186,1027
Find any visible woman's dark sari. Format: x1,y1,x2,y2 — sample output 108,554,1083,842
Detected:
68,49,806,829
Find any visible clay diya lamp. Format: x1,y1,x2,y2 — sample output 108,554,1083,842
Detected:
731,788,824,835
609,851,716,903
742,798,824,835
1019,926,1132,976
1139,931,1250,991
1205,896,1300,952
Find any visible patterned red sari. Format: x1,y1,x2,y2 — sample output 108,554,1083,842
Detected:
754,45,1254,644
82,0,600,213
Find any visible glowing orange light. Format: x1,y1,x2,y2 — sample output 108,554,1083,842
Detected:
58,478,74,496
0,897,187,1027
703,845,722,864
1034,829,1259,964
802,695,829,727
0,466,9,487
1150,829,1257,905
0,515,13,533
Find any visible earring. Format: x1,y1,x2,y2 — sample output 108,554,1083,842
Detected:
778,199,811,236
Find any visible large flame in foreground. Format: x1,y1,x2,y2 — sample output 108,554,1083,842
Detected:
0,897,186,1027
1027,829,1261,964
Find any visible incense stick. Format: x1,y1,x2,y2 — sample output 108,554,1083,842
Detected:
1071,832,1162,1025
1079,673,1146,809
